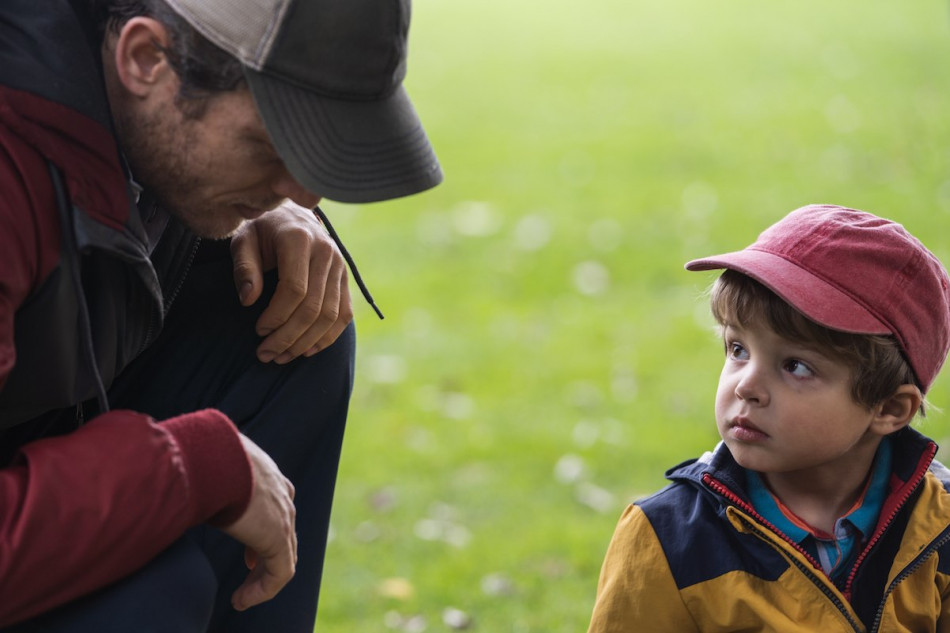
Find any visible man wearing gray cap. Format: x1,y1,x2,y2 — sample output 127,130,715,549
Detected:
0,0,441,630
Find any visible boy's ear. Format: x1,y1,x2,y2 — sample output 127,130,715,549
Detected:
871,384,922,436
111,17,176,99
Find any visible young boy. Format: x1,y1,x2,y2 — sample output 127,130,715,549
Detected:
587,204,950,632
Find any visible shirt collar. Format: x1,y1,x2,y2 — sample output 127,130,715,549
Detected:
744,437,892,555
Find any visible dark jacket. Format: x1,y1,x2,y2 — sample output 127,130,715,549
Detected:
0,0,252,625
0,0,198,426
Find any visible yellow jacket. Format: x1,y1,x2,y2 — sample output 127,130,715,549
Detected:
588,428,950,632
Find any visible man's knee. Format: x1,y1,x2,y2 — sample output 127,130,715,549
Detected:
2,538,217,633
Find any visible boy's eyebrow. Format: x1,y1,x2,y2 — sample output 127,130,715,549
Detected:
719,323,834,359
788,341,836,361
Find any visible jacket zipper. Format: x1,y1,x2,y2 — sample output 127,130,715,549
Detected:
161,236,201,318
842,442,936,601
858,443,943,633
137,235,201,358
868,526,950,633
703,473,863,632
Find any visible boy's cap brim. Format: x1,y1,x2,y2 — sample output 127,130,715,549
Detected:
684,204,950,393
686,249,892,336
246,70,443,204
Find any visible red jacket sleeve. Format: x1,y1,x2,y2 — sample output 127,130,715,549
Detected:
0,97,253,626
0,409,253,626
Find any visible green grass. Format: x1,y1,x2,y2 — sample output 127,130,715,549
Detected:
314,0,950,630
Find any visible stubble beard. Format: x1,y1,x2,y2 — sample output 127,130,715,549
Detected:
113,102,243,240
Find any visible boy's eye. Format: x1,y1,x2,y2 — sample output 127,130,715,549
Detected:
783,359,814,378
727,342,749,360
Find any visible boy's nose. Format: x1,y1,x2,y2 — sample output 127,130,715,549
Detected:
734,367,768,406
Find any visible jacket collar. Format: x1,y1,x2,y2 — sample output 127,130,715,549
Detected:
666,426,942,506
0,0,132,231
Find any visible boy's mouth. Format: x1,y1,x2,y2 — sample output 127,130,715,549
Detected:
728,417,769,441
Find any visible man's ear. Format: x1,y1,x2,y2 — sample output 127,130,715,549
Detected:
111,17,175,98
871,384,922,436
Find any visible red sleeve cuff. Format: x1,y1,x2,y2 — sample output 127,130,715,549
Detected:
160,409,253,526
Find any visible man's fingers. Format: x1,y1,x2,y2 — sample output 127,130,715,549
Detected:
236,203,354,363
303,275,353,356
302,318,349,359
257,286,331,363
244,547,257,570
257,251,348,363
224,436,298,612
231,225,265,307
231,552,296,611
255,227,316,336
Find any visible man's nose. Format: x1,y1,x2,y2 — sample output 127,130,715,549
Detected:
273,170,322,209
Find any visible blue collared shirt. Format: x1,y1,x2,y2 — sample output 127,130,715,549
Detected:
745,438,892,582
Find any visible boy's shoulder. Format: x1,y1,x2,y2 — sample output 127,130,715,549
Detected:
636,445,742,515
635,446,746,537
928,459,950,492
634,455,710,514
628,451,791,590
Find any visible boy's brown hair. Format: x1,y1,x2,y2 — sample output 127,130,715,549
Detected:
710,270,922,415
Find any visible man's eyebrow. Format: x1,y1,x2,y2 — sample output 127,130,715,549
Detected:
243,133,283,160
243,133,274,148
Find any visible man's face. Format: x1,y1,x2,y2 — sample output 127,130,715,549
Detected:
114,85,319,238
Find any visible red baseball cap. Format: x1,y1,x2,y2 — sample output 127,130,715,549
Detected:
686,204,950,392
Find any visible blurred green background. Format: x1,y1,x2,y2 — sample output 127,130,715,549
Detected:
314,0,950,630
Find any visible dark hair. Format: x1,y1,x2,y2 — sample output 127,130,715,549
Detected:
92,0,245,116
710,270,923,415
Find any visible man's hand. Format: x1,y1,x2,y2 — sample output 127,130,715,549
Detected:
222,435,298,612
230,201,353,364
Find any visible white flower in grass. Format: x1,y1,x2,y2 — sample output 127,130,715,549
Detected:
572,419,600,448
452,201,501,237
413,518,443,542
443,607,474,630
481,572,517,597
442,392,475,420
513,213,552,251
444,523,472,548
576,482,616,514
403,615,428,633
572,260,610,296
367,354,407,384
554,454,587,484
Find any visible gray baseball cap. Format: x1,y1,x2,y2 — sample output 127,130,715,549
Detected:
165,0,443,203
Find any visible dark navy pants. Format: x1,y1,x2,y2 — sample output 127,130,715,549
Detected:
4,241,355,632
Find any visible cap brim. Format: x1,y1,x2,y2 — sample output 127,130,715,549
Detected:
246,69,443,204
685,249,891,335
